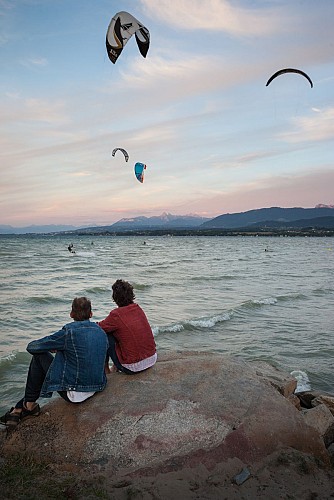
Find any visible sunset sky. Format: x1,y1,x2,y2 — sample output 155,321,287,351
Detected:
1,0,334,227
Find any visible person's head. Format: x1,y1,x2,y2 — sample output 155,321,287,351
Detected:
112,279,135,307
70,297,92,321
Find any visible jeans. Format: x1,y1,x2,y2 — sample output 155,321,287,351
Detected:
107,335,135,375
15,353,70,409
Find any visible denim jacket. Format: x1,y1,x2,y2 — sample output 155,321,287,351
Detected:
27,320,108,398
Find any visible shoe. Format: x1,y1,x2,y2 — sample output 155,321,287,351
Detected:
21,403,41,420
0,407,21,429
0,403,41,430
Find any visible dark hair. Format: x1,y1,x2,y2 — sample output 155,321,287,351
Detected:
112,279,135,307
71,297,92,321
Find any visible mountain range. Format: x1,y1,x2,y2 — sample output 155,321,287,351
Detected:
1,206,334,234
75,213,211,234
201,206,334,229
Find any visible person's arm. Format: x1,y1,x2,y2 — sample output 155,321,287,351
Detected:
97,310,118,334
26,327,67,354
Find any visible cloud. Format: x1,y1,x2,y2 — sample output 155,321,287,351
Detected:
175,168,334,216
140,0,285,36
0,96,68,126
279,107,334,143
20,57,48,68
112,53,264,115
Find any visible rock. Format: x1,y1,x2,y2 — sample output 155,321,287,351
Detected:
288,393,302,410
312,395,334,416
253,361,297,397
302,404,334,448
0,352,330,483
297,390,334,410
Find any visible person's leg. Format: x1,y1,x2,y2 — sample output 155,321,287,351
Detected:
22,352,54,405
24,353,70,403
107,335,135,375
0,352,53,427
13,352,53,412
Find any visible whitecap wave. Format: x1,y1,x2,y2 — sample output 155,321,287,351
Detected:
72,251,96,257
152,324,184,335
188,312,233,328
0,351,17,364
153,311,233,336
252,297,277,306
291,370,311,392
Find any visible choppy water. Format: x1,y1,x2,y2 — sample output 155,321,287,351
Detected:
0,234,333,413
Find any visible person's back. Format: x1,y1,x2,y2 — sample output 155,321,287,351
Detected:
32,318,107,396
98,279,157,373
1,296,108,430
101,302,156,364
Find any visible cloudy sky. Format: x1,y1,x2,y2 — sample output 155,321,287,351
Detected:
1,0,333,227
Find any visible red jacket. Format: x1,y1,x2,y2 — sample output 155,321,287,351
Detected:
98,303,156,364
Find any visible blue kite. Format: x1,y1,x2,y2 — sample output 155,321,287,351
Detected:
134,162,146,183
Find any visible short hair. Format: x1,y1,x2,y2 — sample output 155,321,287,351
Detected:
112,279,135,307
71,297,92,321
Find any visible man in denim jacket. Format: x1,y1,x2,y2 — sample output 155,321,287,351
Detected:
0,297,108,430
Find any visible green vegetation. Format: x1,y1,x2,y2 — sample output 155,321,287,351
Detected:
0,456,109,499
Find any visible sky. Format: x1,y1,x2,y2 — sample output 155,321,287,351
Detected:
1,0,334,227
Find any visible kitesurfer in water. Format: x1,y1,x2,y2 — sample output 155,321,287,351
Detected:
98,279,156,374
68,243,75,254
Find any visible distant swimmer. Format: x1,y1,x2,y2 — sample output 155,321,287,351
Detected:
68,243,75,254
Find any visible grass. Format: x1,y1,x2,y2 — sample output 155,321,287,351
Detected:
0,455,109,499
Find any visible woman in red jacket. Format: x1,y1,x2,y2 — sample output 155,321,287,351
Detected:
98,279,157,374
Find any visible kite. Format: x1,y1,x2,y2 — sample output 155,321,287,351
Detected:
106,11,150,64
266,68,313,88
134,162,146,183
111,148,129,162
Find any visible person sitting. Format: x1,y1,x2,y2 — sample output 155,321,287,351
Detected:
0,297,108,430
98,279,157,374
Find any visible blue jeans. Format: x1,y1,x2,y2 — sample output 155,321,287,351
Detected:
15,353,70,409
107,335,135,375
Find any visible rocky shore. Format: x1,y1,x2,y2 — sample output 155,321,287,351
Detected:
1,351,334,498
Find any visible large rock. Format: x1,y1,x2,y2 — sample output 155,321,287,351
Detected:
0,351,330,481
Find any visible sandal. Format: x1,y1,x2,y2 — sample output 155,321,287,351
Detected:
21,403,41,420
0,403,41,430
0,407,21,429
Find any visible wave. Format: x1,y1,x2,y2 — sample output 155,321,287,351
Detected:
25,296,68,305
313,287,334,296
71,251,96,257
251,297,278,306
153,291,306,337
152,311,233,336
0,350,31,367
132,283,152,291
242,293,306,310
84,286,111,295
291,370,311,392
190,275,237,282
0,351,17,364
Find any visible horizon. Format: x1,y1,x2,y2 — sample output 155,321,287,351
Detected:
2,203,334,229
1,1,334,227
